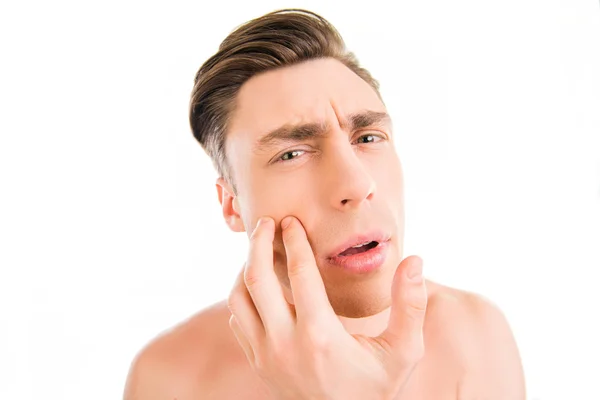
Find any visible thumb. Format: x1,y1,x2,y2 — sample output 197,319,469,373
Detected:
379,255,428,359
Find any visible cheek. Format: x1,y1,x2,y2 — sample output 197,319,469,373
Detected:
389,161,404,192
376,153,403,186
377,155,404,212
246,171,311,223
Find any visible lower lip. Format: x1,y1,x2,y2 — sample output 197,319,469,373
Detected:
326,240,390,273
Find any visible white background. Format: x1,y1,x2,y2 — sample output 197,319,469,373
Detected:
1,1,599,399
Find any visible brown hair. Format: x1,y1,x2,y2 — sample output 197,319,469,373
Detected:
189,8,382,193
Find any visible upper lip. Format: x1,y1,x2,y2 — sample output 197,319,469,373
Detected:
326,230,391,259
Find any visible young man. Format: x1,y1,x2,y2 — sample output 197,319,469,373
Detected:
124,8,526,400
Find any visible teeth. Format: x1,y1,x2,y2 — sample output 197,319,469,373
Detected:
352,241,371,248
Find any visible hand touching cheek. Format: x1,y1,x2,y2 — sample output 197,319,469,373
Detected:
227,216,428,400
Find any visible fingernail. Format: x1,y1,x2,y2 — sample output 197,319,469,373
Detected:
263,217,275,228
252,217,270,236
407,261,423,280
281,216,293,230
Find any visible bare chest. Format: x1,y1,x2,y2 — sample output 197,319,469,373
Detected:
203,350,461,400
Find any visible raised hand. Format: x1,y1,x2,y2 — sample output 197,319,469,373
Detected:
227,216,428,400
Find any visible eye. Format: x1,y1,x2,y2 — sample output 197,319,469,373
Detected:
355,133,384,144
278,149,305,162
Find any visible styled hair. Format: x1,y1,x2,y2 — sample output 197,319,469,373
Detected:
188,8,382,193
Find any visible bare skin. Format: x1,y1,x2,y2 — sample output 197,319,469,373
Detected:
123,278,524,399
123,58,526,399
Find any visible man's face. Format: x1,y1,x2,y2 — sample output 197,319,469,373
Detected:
222,58,405,318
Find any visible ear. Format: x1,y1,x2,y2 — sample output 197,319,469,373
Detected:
216,177,246,233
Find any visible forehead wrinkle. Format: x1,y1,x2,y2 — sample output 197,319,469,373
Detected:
252,109,392,155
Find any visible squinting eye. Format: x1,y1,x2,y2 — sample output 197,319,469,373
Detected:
356,134,382,144
279,150,305,162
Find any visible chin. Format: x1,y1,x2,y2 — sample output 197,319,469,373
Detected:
323,261,398,318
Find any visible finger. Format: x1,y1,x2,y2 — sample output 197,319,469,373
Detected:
281,216,336,325
228,264,265,349
379,256,428,359
229,314,255,365
245,217,295,336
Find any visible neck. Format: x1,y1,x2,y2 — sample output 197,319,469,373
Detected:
337,305,391,337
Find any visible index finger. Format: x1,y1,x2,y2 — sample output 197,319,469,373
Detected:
281,216,336,324
245,217,295,335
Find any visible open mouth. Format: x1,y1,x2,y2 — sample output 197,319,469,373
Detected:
338,241,379,257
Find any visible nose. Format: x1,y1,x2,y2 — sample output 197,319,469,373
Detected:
324,140,376,211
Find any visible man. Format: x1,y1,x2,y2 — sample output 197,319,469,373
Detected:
124,8,526,399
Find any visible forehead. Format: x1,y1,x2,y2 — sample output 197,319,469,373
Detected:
227,58,386,143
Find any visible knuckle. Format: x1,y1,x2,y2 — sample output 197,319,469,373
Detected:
403,290,428,316
227,293,243,313
406,301,427,319
287,262,309,277
244,270,262,289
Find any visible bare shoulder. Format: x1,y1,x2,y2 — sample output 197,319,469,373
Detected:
422,279,479,333
424,279,514,333
122,300,237,400
423,280,526,399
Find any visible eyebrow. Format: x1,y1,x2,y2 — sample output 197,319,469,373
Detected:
253,110,392,153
